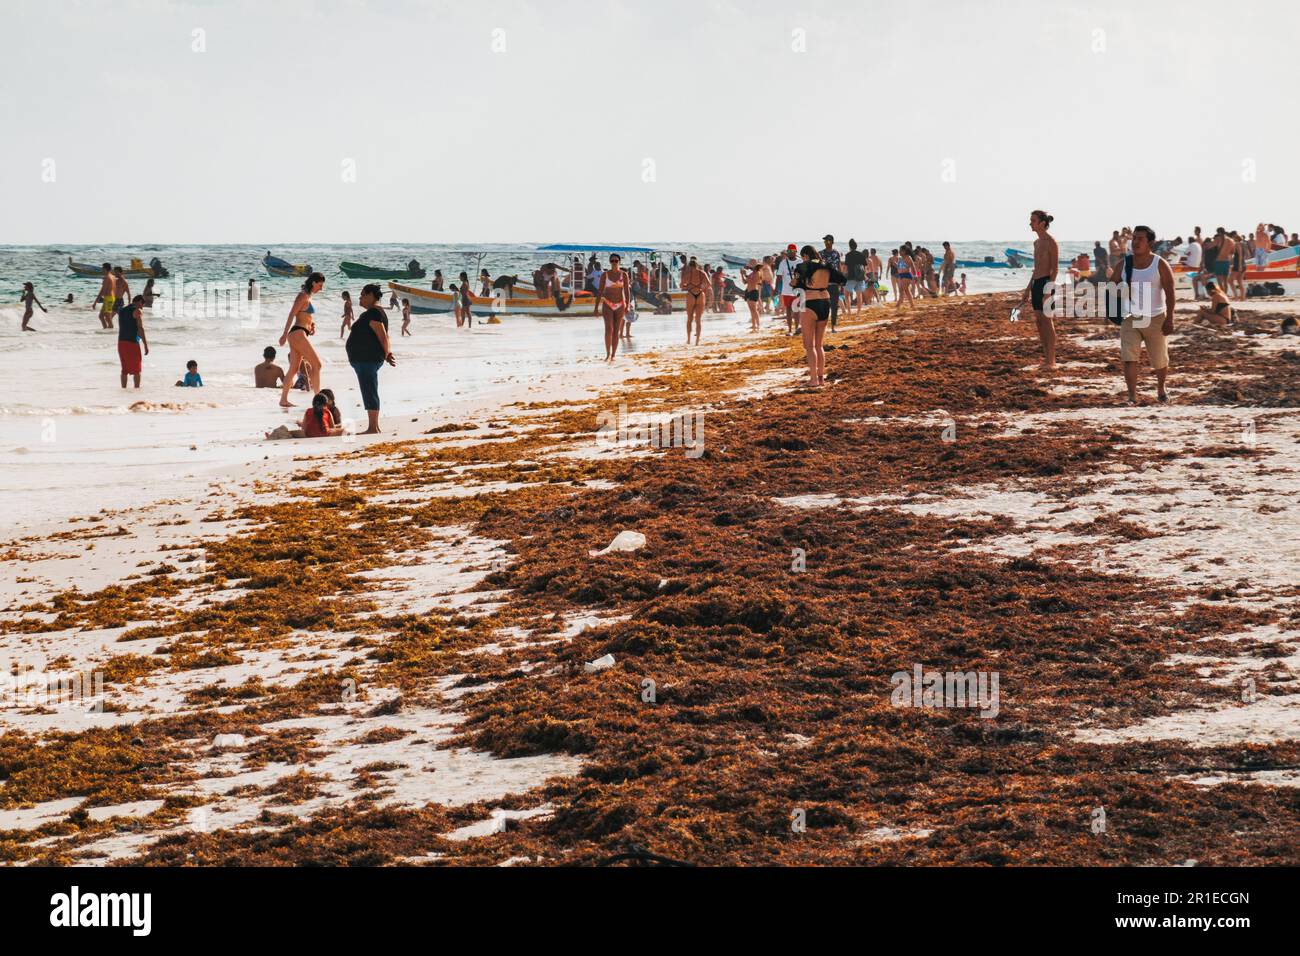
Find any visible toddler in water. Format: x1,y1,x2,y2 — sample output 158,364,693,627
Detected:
176,360,203,387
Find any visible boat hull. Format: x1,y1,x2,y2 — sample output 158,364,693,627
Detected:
390,282,691,316
67,257,160,278
263,256,309,277
339,261,427,280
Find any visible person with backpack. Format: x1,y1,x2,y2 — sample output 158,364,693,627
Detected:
1108,225,1176,405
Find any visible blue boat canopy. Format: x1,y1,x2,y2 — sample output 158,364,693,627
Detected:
537,243,658,255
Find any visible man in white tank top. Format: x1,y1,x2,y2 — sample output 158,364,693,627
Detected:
1110,225,1176,404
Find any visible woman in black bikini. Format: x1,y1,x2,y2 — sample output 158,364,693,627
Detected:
279,272,325,407
792,245,845,387
680,256,712,344
1197,280,1234,327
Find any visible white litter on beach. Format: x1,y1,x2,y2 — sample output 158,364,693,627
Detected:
589,531,646,557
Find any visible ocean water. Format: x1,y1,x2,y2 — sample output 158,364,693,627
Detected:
0,242,1086,537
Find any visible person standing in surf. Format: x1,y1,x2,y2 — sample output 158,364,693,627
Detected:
1017,210,1059,371
278,272,325,407
94,264,115,329
117,295,149,388
594,253,630,361
20,282,46,331
340,290,355,337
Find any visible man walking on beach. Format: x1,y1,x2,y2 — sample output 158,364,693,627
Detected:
1110,225,1176,405
821,235,842,331
844,239,867,315
775,245,799,335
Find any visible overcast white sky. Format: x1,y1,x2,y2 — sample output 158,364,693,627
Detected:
3,0,1296,243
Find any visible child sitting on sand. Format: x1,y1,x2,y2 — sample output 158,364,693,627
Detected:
175,360,203,387
265,392,343,441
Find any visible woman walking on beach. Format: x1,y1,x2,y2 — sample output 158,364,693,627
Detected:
594,253,630,361
278,272,325,407
895,248,916,310
340,291,354,337
680,256,713,342
20,282,46,331
346,284,396,435
1018,210,1059,371
792,245,845,387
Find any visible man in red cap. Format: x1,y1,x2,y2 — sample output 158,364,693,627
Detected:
774,244,799,335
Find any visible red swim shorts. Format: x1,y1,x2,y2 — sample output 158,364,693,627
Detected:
118,340,142,375
781,294,796,311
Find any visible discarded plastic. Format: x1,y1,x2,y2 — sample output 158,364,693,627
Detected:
213,734,246,749
1009,307,1021,323
584,654,616,673
589,531,646,557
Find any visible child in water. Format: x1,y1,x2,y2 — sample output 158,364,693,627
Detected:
176,360,203,387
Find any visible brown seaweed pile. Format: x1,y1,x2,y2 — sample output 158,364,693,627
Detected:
4,294,1298,866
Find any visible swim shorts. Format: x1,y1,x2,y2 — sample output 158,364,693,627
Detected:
781,294,796,311
1030,276,1053,312
102,295,116,313
845,279,867,293
1213,261,1231,277
118,340,142,374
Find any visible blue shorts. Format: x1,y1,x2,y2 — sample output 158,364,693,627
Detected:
351,359,385,411
845,279,867,293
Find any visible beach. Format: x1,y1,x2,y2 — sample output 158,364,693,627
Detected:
2,285,1298,865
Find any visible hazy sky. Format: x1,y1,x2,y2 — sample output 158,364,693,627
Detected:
3,0,1296,243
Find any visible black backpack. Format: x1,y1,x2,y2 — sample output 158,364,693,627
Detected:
1104,255,1135,325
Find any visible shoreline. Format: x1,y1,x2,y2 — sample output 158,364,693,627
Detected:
2,290,1299,864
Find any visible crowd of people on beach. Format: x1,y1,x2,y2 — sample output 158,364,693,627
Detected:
14,217,1298,428
1018,211,1299,405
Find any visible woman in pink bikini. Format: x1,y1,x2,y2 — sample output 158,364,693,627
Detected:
593,253,631,361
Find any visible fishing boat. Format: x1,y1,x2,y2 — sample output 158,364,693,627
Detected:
722,254,752,268
262,253,311,277
339,260,426,280
954,258,1017,269
394,243,693,316
67,256,168,278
